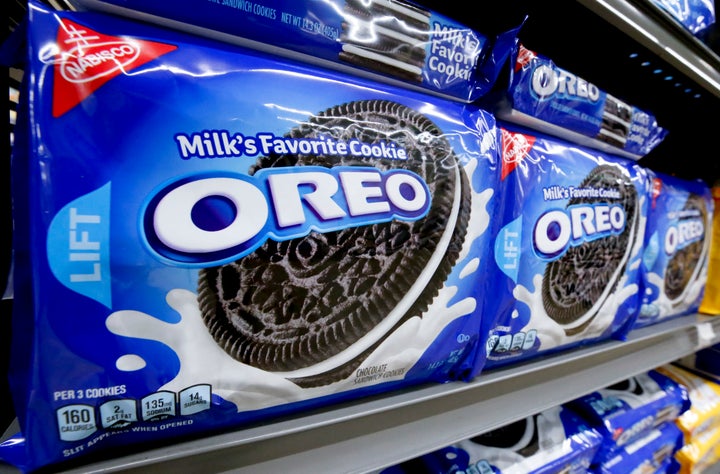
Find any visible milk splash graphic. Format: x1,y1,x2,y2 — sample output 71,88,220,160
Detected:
639,268,707,322
106,156,493,412
512,194,647,349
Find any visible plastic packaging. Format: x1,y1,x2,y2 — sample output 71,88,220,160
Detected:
2,2,503,471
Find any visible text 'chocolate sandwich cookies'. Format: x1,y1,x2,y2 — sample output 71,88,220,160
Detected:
197,99,471,388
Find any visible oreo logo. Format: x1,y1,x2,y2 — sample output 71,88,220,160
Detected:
665,219,704,255
143,167,430,266
615,415,655,445
531,64,601,102
533,204,626,259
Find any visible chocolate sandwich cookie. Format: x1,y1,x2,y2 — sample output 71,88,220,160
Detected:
664,193,708,302
542,164,640,335
197,99,471,388
340,0,430,83
596,95,633,148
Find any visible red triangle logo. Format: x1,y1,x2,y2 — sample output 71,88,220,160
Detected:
651,177,663,209
500,128,535,180
52,19,178,117
514,43,536,73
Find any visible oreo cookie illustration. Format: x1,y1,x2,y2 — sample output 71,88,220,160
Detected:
197,99,471,388
542,164,640,335
340,0,430,83
664,193,708,303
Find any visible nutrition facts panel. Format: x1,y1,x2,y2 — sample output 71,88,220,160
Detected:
55,385,211,442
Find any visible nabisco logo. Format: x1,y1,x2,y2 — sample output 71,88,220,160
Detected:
500,128,535,180
514,44,536,73
45,18,177,117
651,177,662,209
59,37,140,83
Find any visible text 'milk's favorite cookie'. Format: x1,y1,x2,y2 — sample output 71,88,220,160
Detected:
486,123,649,369
2,2,503,471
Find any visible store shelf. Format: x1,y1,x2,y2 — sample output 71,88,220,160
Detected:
2,314,718,474
580,0,720,99
3,1,720,473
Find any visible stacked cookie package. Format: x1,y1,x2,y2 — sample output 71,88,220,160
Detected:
380,404,605,473
655,363,720,473
634,171,713,328
486,42,668,160
648,0,716,37
67,0,522,102
381,369,691,473
484,121,714,369
566,369,689,472
2,2,507,471
485,123,651,368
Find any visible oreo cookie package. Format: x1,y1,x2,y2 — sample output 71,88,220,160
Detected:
566,369,690,461
491,43,667,160
486,124,650,368
380,405,603,474
634,170,712,329
68,0,521,102
2,2,503,471
649,0,716,36
593,421,683,474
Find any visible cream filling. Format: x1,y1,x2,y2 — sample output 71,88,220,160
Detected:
597,126,628,146
359,0,430,24
345,20,426,47
341,44,423,76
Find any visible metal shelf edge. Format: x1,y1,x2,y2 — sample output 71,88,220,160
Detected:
578,0,720,99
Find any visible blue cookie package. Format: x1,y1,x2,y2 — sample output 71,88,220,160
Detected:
634,170,712,329
492,43,667,160
485,123,650,369
2,1,505,471
566,369,690,462
381,405,603,474
592,421,684,474
68,0,522,103
650,0,716,36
